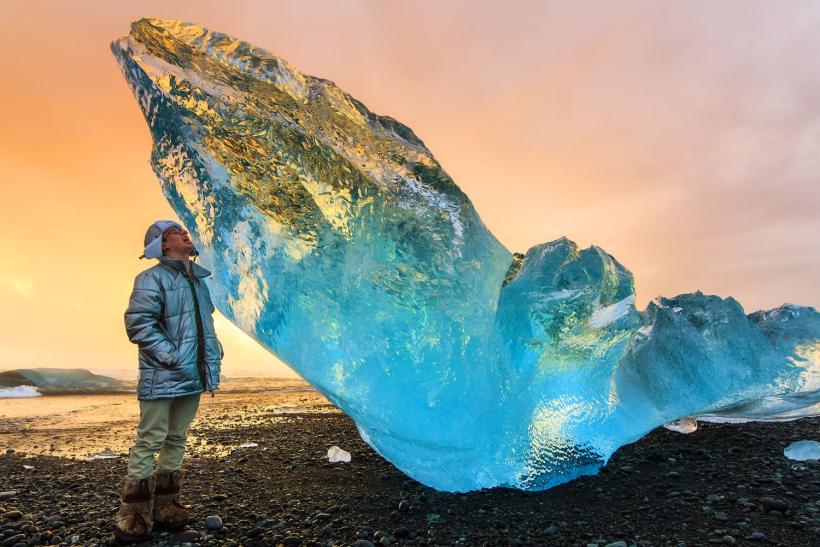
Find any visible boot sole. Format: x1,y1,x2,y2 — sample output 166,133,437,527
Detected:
114,529,151,543
154,520,188,531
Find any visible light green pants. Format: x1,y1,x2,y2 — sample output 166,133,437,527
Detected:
126,394,201,480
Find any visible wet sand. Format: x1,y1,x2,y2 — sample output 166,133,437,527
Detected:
0,380,818,546
0,378,332,459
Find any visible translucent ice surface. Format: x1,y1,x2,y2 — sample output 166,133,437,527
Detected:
784,440,820,461
112,19,820,492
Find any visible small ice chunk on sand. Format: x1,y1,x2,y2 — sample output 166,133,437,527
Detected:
327,445,351,463
784,440,820,461
238,442,259,448
85,448,119,461
273,407,310,414
663,417,698,434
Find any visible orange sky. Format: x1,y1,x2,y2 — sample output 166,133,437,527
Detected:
1,1,818,377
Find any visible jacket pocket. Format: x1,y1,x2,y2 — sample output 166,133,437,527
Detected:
138,368,156,399
153,346,179,368
173,337,198,369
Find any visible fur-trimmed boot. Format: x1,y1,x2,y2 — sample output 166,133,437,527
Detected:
114,476,155,542
152,468,190,529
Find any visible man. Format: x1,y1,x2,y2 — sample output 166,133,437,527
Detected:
115,220,223,542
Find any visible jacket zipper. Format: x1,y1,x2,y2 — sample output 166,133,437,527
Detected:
184,268,209,394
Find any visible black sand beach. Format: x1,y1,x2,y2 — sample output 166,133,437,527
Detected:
0,385,818,547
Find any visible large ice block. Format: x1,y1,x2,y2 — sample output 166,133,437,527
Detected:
111,18,820,492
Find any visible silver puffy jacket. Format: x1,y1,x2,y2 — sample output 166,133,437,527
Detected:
125,256,223,399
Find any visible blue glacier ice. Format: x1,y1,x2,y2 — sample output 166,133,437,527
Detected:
111,19,820,492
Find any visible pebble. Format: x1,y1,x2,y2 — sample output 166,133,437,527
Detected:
605,542,627,547
721,535,735,545
205,515,223,530
352,541,375,547
0,492,16,500
749,532,767,541
760,497,789,513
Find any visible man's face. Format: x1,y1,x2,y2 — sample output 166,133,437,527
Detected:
161,226,194,257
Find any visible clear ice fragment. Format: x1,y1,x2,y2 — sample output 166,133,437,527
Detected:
327,446,351,463
784,440,820,461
